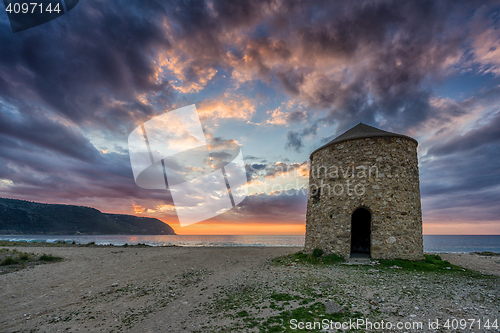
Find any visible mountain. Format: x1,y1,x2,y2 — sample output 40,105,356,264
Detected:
0,198,176,235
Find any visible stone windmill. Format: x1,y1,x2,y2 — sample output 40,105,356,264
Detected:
304,123,424,260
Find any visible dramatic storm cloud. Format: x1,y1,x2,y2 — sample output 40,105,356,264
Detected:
0,0,499,234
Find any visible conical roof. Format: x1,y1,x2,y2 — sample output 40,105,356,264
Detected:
310,123,417,158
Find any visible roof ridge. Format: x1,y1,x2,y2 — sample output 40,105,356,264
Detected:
310,123,417,158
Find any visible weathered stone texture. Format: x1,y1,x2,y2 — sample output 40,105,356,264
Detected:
304,136,424,260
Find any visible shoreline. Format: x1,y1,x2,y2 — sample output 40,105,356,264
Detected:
1,238,499,252
1,235,499,253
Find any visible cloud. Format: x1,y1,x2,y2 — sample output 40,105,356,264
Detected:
2,0,492,135
155,53,217,93
228,189,308,222
197,95,256,121
284,131,304,153
421,144,500,196
427,110,500,156
0,114,175,211
285,118,328,153
265,107,288,126
468,5,500,75
0,4,175,149
0,104,99,162
418,117,500,223
246,161,309,183
219,0,472,133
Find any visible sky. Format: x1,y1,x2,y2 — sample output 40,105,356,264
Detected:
0,0,499,235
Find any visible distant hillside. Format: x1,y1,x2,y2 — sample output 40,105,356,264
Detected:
0,198,176,235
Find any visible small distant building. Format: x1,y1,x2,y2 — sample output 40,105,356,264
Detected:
304,123,424,260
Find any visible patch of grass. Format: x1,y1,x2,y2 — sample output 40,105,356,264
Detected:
0,240,175,248
0,249,63,274
206,280,359,333
1,257,19,265
473,251,499,256
312,248,323,258
39,254,63,262
377,254,462,273
270,293,299,302
259,302,362,333
290,251,345,265
235,310,249,317
321,254,346,264
0,240,79,247
299,298,314,305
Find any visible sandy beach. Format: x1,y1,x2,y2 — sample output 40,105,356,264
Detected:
1,246,499,332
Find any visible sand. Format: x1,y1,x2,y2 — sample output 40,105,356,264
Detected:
440,252,500,277
1,246,499,332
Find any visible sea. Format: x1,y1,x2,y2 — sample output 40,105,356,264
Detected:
0,235,499,253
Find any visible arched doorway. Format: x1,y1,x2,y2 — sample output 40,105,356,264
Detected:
350,208,371,256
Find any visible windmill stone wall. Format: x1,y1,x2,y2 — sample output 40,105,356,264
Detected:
304,123,424,260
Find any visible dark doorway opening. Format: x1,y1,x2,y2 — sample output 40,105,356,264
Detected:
350,208,371,255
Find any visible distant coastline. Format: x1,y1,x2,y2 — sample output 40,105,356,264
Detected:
0,198,176,235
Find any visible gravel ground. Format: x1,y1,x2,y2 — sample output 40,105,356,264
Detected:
0,246,498,332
